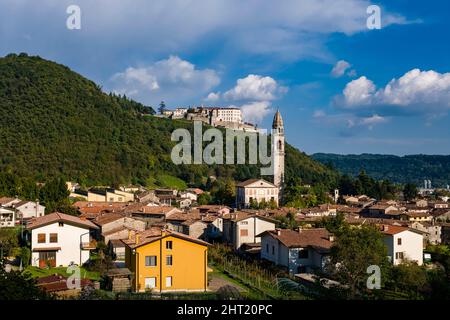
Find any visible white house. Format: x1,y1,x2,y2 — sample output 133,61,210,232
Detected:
27,212,99,268
13,200,45,220
380,225,424,266
0,207,15,228
259,228,333,274
222,211,277,250
236,179,279,209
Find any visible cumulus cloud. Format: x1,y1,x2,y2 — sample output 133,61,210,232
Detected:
342,76,376,106
239,101,273,124
331,60,352,77
341,69,450,114
223,75,287,101
110,55,220,105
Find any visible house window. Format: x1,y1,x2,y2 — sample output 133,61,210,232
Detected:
166,276,172,288
397,238,402,245
166,255,173,266
395,252,404,260
49,233,58,243
266,244,269,253
58,222,64,227
145,277,156,289
38,233,46,243
298,249,309,259
240,229,248,237
145,256,157,266
272,246,275,255
166,241,173,250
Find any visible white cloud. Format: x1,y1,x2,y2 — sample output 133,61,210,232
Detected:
341,69,450,114
331,60,351,77
343,76,376,106
239,101,273,124
110,55,220,105
359,114,388,129
223,75,287,101
204,92,220,102
0,0,413,65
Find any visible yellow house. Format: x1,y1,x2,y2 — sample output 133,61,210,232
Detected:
123,227,209,292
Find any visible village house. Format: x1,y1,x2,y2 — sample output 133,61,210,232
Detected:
122,227,210,292
0,197,21,207
13,200,45,220
380,225,424,266
126,205,182,226
222,211,277,250
0,207,15,228
410,221,441,245
164,211,208,239
431,209,450,222
259,228,333,275
87,188,135,203
27,212,99,267
236,179,279,209
93,213,146,244
135,190,160,203
399,211,433,222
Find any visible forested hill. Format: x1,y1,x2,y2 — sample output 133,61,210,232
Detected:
0,53,338,189
312,153,450,187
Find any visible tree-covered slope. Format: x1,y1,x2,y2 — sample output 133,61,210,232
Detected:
312,153,450,187
0,53,338,188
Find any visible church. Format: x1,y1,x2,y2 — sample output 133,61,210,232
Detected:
236,110,285,209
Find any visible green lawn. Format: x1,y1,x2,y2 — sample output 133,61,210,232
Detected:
24,266,101,281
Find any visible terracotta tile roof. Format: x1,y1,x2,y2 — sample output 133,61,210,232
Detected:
0,197,18,206
101,225,139,237
260,228,332,251
27,212,99,230
73,201,127,209
124,204,181,216
37,274,92,292
93,213,125,226
122,227,209,249
379,225,411,235
236,179,276,187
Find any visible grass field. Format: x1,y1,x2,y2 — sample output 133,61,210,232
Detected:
24,266,101,281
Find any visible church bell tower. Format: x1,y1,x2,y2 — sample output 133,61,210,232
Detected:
272,110,285,195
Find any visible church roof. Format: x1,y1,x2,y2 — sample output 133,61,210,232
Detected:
272,110,284,129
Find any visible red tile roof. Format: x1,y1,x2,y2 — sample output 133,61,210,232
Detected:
259,228,332,251
27,212,99,230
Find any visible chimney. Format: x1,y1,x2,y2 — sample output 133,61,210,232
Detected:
276,229,281,236
328,234,335,242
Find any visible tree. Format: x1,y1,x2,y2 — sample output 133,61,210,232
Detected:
403,183,418,202
197,193,211,205
389,261,428,299
0,260,52,300
324,221,390,299
158,101,167,114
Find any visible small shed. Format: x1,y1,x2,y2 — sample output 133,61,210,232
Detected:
104,268,133,292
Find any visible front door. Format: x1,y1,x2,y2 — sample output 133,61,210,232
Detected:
39,251,56,268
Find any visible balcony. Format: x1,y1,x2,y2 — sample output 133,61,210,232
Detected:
81,239,97,250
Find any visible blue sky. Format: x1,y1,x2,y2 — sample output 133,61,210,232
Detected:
1,0,449,155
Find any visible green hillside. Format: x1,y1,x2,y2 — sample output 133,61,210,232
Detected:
0,53,338,189
312,153,450,187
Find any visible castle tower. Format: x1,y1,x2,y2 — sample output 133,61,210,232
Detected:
272,110,285,192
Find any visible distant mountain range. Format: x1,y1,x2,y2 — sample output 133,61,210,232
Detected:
312,153,450,187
